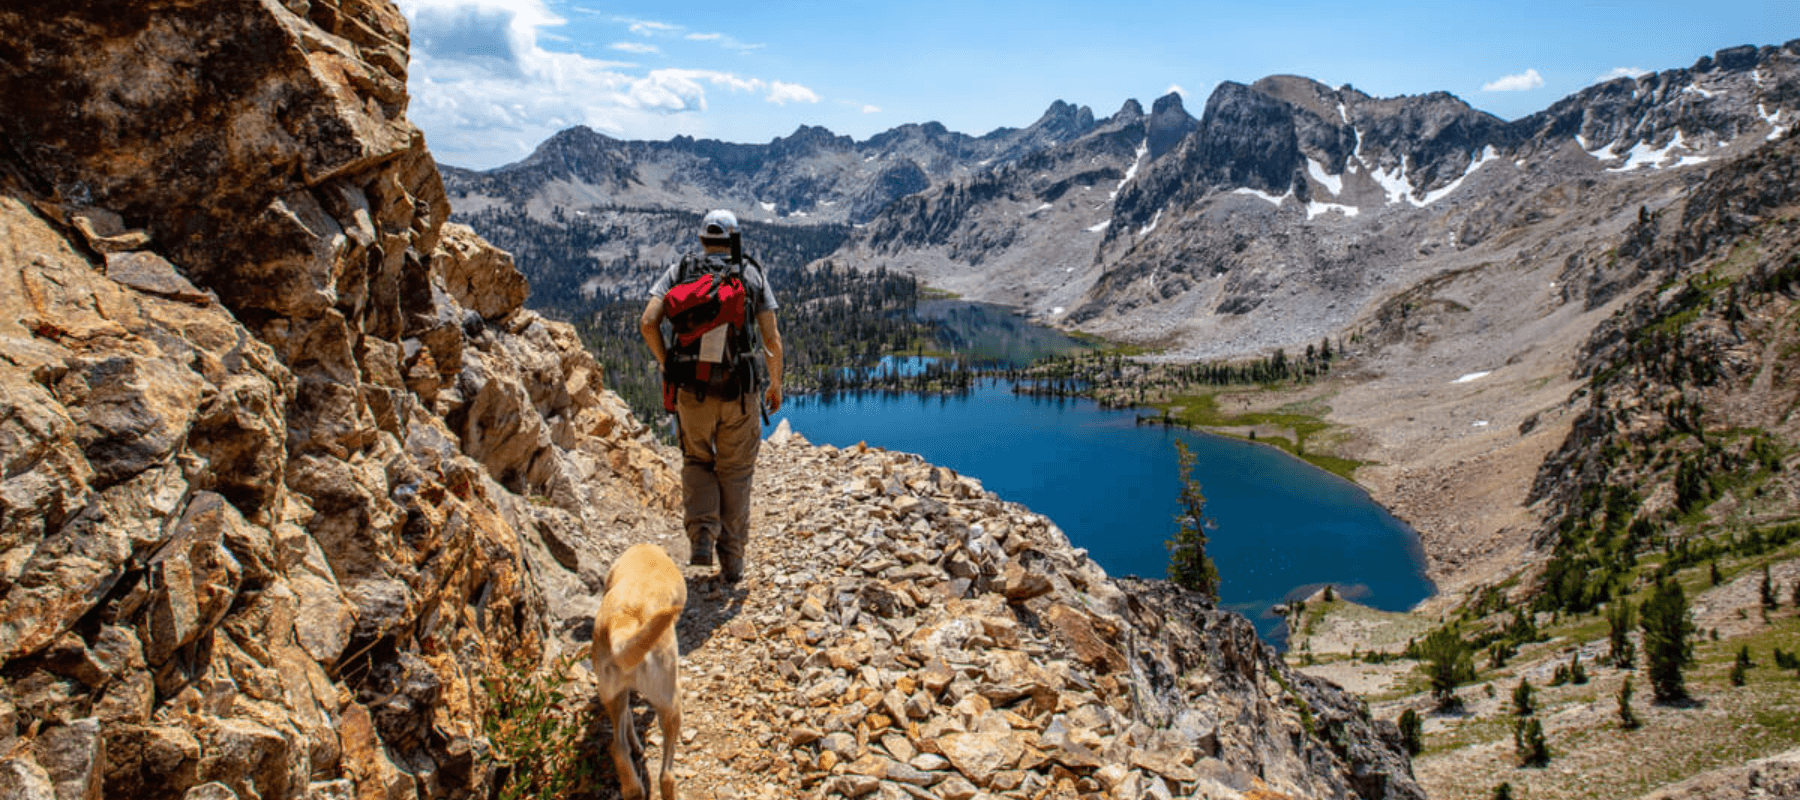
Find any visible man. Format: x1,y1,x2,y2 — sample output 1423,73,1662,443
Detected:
640,209,784,584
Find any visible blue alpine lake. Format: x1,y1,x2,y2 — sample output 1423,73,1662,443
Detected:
774,377,1434,644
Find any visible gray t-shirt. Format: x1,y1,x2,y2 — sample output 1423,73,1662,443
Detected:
650,254,778,314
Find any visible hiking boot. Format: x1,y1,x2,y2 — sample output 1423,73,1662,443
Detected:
688,539,714,567
719,557,744,584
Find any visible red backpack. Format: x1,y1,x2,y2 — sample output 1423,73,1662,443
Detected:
662,253,763,410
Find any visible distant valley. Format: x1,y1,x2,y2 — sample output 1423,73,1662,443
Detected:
442,39,1800,602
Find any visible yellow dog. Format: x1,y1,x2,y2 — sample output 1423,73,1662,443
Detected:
592,543,687,800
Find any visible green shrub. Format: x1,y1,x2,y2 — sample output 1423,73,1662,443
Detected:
1398,708,1424,756
483,650,600,800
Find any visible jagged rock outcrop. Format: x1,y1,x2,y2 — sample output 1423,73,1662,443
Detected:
0,3,1423,800
663,429,1422,799
0,2,677,799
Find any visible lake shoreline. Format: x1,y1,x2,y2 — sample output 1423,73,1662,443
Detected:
778,376,1435,643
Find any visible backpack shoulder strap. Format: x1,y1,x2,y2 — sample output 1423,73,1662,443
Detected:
674,253,706,285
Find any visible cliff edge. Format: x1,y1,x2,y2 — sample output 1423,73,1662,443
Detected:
0,2,1415,798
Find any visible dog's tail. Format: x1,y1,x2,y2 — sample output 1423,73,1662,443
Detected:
606,604,681,671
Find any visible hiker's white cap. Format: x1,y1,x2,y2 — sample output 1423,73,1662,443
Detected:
701,209,738,240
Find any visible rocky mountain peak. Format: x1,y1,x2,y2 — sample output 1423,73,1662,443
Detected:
1022,98,1099,140
1247,74,1345,122
770,123,856,157
1147,91,1199,157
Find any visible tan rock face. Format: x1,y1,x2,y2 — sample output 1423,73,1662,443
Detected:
0,2,1415,800
0,2,677,799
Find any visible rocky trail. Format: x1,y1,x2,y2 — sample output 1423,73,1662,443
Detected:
553,425,1420,800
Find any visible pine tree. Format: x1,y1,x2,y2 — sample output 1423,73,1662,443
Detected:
1398,708,1424,756
1418,627,1476,711
1514,717,1550,767
1618,677,1641,730
1512,678,1535,716
1492,783,1514,800
1641,578,1696,702
1731,645,1754,686
1166,441,1220,596
1608,601,1637,668
1762,564,1779,611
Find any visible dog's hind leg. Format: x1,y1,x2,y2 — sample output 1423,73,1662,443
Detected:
656,699,680,800
603,691,646,800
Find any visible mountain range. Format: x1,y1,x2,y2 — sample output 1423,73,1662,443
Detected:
442,41,1798,360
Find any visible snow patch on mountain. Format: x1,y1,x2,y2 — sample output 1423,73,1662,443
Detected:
1306,201,1360,220
1139,208,1164,235
1762,104,1790,141
1370,160,1413,206
1307,157,1343,196
1608,131,1710,172
1234,186,1291,206
1417,146,1500,206
1112,139,1149,201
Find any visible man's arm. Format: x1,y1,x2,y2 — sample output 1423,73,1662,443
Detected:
640,297,667,369
758,309,783,413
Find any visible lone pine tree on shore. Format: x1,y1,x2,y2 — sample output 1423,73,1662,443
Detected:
1167,441,1220,596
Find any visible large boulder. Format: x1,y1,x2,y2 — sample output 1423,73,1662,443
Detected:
0,2,678,799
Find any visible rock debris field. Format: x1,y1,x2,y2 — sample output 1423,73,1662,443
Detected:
560,423,1420,800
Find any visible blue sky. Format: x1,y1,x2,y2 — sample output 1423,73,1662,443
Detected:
395,0,1796,169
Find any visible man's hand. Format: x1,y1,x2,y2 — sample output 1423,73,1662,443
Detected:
765,383,782,413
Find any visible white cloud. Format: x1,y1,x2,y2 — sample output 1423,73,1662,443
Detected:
685,31,764,52
1594,66,1650,84
1166,83,1186,100
625,19,678,36
862,104,882,114
395,0,821,168
767,81,821,105
1481,68,1545,92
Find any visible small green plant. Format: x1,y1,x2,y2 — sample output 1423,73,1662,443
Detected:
482,649,600,800
1515,717,1550,767
1397,708,1424,756
1492,782,1515,800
